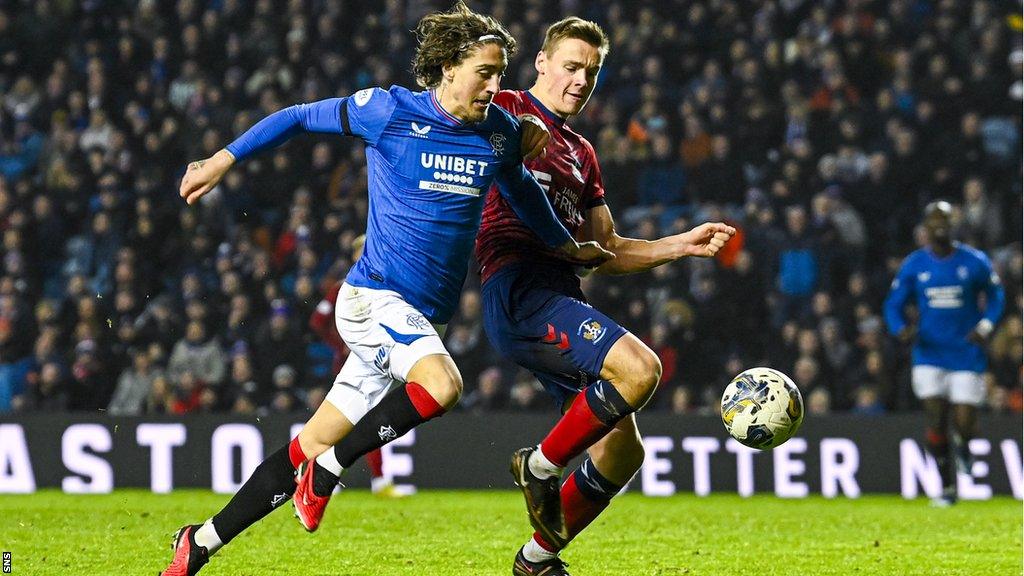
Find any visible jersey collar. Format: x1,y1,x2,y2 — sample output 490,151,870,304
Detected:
524,89,573,126
925,241,960,261
428,89,465,127
525,90,566,127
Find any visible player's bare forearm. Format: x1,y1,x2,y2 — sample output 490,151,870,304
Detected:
593,235,683,275
560,239,615,267
594,223,736,275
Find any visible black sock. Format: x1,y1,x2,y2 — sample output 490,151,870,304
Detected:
315,386,439,496
312,462,340,497
926,428,953,490
212,444,296,543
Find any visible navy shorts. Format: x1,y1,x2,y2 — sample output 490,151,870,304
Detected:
482,263,628,408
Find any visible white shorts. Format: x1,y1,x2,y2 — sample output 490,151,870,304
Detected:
911,365,986,406
324,283,448,424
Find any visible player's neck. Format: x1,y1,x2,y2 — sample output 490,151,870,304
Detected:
526,87,569,125
929,241,954,257
432,87,467,124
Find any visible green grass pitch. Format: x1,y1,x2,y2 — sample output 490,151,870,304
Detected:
0,490,1019,575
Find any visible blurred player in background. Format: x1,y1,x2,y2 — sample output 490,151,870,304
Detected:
884,201,1005,507
474,17,735,574
308,234,402,498
161,3,611,574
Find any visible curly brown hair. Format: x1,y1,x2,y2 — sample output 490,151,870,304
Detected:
412,1,517,89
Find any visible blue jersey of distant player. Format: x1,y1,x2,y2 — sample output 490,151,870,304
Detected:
883,243,1005,372
226,86,571,324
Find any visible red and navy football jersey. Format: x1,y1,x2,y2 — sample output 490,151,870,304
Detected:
475,90,607,282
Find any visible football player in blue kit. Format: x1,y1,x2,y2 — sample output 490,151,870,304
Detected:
884,201,1005,507
160,3,612,574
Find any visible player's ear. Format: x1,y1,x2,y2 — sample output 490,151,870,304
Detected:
535,50,547,76
441,61,456,83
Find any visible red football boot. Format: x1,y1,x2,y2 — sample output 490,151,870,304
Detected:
293,460,334,532
160,525,209,576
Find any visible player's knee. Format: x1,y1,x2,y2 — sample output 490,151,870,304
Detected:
424,366,463,408
627,348,661,406
640,350,662,390
297,430,333,458
445,370,464,405
605,337,661,406
409,355,463,408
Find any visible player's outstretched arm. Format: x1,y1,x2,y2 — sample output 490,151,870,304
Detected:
180,98,352,205
579,205,734,275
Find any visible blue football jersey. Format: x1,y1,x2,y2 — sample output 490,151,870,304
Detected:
225,86,572,324
884,243,1005,371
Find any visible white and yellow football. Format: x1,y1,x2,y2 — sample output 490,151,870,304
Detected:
721,367,804,450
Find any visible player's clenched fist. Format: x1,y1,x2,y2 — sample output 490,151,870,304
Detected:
179,149,236,205
679,222,736,258
517,113,549,161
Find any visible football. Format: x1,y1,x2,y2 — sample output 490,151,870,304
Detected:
720,367,804,450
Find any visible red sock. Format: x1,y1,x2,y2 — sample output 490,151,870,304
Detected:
406,381,446,419
926,427,947,448
539,393,612,467
288,436,308,469
533,472,611,552
366,448,384,478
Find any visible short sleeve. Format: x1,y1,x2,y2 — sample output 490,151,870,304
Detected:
343,87,398,147
581,140,607,209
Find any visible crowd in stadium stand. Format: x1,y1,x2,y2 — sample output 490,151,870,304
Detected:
0,0,1020,417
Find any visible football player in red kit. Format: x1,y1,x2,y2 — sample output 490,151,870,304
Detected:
475,17,735,575
308,234,404,498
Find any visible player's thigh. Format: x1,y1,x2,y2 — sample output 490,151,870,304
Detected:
911,365,950,400
336,281,451,385
587,414,644,486
325,348,397,426
947,371,986,406
485,286,626,383
334,283,447,372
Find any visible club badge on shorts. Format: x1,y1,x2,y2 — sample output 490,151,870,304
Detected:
578,318,607,345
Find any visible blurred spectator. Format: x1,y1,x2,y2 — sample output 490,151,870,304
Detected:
509,371,550,412
108,348,165,415
851,385,886,416
16,360,68,412
807,387,832,416
669,386,695,415
168,321,227,388
266,364,300,413
463,366,509,413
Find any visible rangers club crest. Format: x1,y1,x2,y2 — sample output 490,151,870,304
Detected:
489,132,507,155
406,313,430,329
578,318,607,344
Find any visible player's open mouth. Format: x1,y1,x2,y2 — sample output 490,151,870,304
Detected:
472,99,490,109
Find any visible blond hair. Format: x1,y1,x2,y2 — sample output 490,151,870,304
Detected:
541,17,609,59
